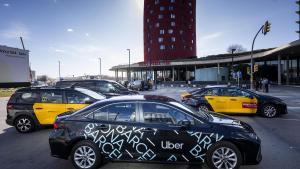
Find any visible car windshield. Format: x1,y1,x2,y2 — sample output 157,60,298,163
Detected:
75,87,105,100
111,82,127,91
169,101,208,119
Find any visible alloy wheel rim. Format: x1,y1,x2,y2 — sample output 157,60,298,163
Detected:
74,146,96,169
199,106,209,111
212,147,237,169
264,106,276,117
16,118,31,132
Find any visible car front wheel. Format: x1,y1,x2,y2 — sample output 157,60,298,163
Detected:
206,141,242,169
71,140,102,169
262,104,277,118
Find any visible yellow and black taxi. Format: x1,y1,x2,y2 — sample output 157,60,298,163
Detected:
181,86,287,118
6,87,105,133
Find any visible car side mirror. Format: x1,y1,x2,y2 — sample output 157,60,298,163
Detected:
249,95,254,99
84,100,94,104
178,120,191,129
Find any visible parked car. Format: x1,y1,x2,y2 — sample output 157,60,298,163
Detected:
181,86,287,118
6,87,105,133
49,95,261,169
128,80,150,91
55,80,139,98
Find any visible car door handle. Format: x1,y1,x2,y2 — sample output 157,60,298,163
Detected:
95,124,108,130
35,107,43,110
207,98,214,100
141,128,154,132
230,99,237,101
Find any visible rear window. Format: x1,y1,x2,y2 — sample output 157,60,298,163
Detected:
14,91,40,104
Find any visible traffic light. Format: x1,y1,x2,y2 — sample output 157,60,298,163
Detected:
263,20,271,35
254,64,259,72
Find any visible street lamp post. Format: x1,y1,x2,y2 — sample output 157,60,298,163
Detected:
98,57,102,79
250,25,265,90
58,60,61,81
127,49,131,82
231,48,236,82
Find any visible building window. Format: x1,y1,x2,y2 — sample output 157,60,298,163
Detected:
160,45,165,50
147,18,150,23
180,30,183,34
190,10,193,14
171,45,175,50
160,6,165,11
169,6,174,11
148,48,151,52
171,37,176,42
190,18,194,22
189,2,192,6
168,29,173,34
160,29,165,34
150,10,154,14
189,25,192,29
191,40,194,44
155,0,159,5
158,37,164,43
155,23,160,28
170,0,175,3
170,14,175,19
158,14,163,19
150,40,153,44
171,22,176,27
190,47,193,51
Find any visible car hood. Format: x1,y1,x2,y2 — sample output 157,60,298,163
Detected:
207,112,254,132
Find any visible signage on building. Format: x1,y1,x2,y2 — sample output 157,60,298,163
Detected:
139,60,171,67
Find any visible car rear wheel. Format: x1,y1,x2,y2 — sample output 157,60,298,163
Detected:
14,115,35,133
198,104,210,111
206,141,242,169
71,140,102,169
262,104,277,118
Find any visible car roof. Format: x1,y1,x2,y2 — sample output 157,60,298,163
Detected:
97,95,176,103
16,86,86,92
57,79,116,83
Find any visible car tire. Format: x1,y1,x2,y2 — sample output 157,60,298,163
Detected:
262,104,277,118
14,115,35,133
206,141,242,169
71,140,102,169
198,104,210,112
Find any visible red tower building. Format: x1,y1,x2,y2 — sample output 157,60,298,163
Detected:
144,0,196,63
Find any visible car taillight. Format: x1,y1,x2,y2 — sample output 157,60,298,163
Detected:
7,104,13,110
53,122,63,129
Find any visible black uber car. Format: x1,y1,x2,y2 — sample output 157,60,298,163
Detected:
55,80,139,98
49,95,261,169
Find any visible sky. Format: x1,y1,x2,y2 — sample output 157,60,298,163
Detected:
0,0,298,78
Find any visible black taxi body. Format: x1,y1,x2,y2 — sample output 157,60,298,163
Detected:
181,87,287,118
49,95,261,169
55,80,139,98
6,87,105,133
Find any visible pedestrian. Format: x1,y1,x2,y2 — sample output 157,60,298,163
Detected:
255,79,259,91
265,78,269,93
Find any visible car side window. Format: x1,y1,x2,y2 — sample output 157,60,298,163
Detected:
66,91,93,104
16,91,40,104
93,103,136,122
202,88,220,96
142,103,194,125
224,89,251,97
40,91,63,103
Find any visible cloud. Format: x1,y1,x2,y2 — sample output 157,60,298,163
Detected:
3,3,10,7
132,0,144,14
0,22,30,39
54,49,65,53
67,28,74,32
201,32,223,40
85,33,90,37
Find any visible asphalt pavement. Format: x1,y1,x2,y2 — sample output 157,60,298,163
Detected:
0,85,300,169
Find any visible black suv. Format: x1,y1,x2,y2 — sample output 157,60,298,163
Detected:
55,80,138,98
49,95,261,169
6,87,105,133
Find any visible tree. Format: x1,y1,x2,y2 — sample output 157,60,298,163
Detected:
227,44,247,54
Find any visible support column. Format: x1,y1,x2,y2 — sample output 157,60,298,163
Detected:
194,65,197,80
177,68,180,81
217,63,220,84
116,69,119,81
286,56,290,85
121,71,124,81
185,66,188,81
278,55,282,85
297,57,300,78
172,67,175,81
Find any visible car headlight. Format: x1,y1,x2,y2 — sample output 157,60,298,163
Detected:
245,132,259,140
